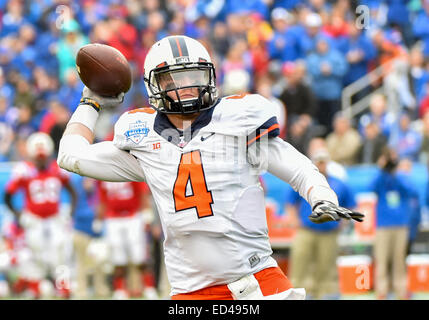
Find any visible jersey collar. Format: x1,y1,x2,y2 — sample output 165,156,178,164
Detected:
154,98,220,147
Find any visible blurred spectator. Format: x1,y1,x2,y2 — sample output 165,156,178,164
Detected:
385,0,413,47
246,13,272,80
358,121,388,164
369,28,407,76
0,121,13,162
396,159,421,255
0,95,14,160
56,19,89,83
221,39,252,95
359,93,396,139
296,11,326,57
279,61,318,130
308,137,348,181
287,144,356,299
255,75,286,135
106,7,138,62
221,69,251,97
326,112,362,166
339,21,376,101
57,69,84,112
322,3,349,39
135,30,157,78
145,10,168,41
388,111,422,161
0,0,29,37
371,147,416,300
306,35,348,133
419,82,429,117
0,68,14,106
286,114,317,155
209,21,230,58
168,10,199,38
412,0,429,57
384,59,417,117
409,45,429,105
71,175,110,299
419,109,429,162
267,8,299,63
14,77,35,112
32,67,58,105
39,100,70,155
77,0,109,35
13,104,37,141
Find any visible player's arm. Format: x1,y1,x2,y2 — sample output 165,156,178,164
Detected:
57,87,145,182
265,137,364,223
63,181,78,217
4,191,20,223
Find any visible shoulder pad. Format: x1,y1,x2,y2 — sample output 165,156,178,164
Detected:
113,109,155,150
212,94,280,141
10,162,35,180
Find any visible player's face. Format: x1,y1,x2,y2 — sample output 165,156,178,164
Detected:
32,154,50,169
157,69,208,101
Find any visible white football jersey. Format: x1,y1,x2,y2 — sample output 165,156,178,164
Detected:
113,93,281,295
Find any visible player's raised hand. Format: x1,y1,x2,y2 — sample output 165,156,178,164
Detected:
309,200,364,224
81,86,124,109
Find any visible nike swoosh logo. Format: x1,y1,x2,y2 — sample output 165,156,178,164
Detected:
201,132,215,141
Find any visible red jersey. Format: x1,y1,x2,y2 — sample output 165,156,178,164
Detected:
5,161,70,218
98,181,149,218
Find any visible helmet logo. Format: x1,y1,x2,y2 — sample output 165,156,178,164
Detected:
175,57,190,64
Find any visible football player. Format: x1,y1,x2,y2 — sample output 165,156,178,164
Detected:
95,180,155,299
57,35,364,300
5,132,77,298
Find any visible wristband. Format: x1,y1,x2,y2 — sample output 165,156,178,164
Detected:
68,104,100,132
79,97,101,112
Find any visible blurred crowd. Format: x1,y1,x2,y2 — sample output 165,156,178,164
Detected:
0,0,428,162
0,0,429,300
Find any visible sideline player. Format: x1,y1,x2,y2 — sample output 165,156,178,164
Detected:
5,132,77,298
96,180,155,299
57,35,364,300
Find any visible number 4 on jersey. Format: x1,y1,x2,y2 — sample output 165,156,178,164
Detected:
173,150,214,218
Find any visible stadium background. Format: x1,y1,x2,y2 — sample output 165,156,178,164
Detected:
1,0,429,299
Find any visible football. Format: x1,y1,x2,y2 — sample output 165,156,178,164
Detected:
76,43,132,97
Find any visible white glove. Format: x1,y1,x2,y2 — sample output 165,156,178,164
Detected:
82,86,125,109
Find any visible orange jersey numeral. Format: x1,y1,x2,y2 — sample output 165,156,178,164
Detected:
173,150,214,218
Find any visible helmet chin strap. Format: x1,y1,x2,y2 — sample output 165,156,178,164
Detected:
161,86,212,114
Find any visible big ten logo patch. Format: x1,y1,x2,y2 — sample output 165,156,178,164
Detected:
153,142,161,150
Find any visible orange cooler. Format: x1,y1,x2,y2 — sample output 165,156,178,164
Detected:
406,254,429,292
337,255,373,295
354,193,377,241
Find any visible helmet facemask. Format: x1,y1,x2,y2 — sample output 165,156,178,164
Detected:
146,62,218,114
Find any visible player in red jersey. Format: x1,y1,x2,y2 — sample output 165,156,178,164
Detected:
96,180,156,299
4,132,77,298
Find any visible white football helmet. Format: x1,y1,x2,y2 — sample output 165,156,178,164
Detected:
144,35,218,114
26,132,54,159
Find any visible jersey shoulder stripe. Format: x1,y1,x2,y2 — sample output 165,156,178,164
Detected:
247,116,280,146
210,93,280,138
